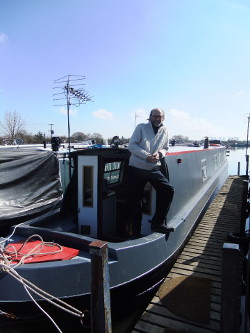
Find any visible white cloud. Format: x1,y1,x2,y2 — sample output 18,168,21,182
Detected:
134,108,147,117
57,107,77,115
0,33,8,44
92,109,113,120
135,108,147,118
168,108,235,140
168,108,191,121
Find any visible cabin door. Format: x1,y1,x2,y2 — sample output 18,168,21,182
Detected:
77,155,99,237
99,158,124,239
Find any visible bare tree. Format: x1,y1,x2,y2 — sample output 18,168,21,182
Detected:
0,111,26,140
171,134,189,143
71,131,88,142
91,133,103,144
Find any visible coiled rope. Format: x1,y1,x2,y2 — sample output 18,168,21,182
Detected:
3,234,63,267
0,234,88,332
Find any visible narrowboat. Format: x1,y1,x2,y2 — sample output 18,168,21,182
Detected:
0,145,228,326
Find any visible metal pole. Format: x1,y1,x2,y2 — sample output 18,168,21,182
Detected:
66,76,71,180
53,74,92,180
246,115,250,178
89,241,112,333
48,123,54,141
246,155,249,178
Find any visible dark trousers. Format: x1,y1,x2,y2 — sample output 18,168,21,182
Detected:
127,166,174,236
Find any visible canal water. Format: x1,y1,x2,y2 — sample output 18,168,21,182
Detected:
227,147,248,176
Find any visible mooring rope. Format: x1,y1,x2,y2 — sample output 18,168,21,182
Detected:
3,234,63,268
0,234,87,332
19,282,64,333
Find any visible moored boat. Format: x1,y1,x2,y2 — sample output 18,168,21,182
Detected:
0,149,63,235
0,144,228,326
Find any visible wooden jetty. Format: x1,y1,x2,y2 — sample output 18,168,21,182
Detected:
132,176,246,333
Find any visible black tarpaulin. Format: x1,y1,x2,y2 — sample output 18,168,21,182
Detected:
0,149,63,226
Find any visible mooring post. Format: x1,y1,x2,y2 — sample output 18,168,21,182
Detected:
221,243,241,333
89,241,112,333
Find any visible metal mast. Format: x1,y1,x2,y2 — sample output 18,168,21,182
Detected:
53,74,93,178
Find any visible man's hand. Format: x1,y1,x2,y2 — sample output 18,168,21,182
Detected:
146,153,160,162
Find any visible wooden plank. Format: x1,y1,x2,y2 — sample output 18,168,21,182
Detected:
194,228,233,235
177,253,222,268
188,237,225,244
136,311,218,333
132,319,166,333
173,262,222,278
148,298,221,323
187,235,226,244
183,244,223,256
191,232,228,240
185,239,224,248
166,274,221,292
187,240,224,250
150,295,221,312
179,251,222,262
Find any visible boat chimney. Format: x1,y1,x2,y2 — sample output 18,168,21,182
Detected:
51,136,61,152
204,137,209,149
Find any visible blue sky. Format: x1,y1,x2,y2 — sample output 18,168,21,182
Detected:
0,0,250,141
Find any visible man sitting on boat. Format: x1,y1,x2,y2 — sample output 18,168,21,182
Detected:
127,107,174,237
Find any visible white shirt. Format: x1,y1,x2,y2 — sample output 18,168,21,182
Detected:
128,121,169,170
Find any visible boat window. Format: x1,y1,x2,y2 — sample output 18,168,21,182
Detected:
201,159,207,181
103,161,122,186
83,166,93,207
214,154,219,170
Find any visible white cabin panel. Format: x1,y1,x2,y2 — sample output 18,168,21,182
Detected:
78,155,98,237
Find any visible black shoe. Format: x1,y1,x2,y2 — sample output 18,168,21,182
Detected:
148,218,165,224
151,224,175,233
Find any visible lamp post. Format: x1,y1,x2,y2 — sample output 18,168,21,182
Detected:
48,123,54,141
